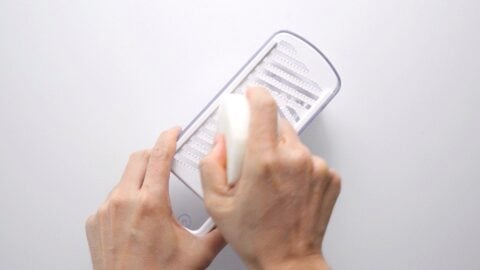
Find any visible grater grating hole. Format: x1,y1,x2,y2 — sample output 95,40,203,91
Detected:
253,72,313,109
286,106,300,122
261,68,319,101
263,62,321,96
184,144,207,158
277,41,297,56
181,148,202,163
256,79,307,118
267,61,322,93
174,155,198,170
270,50,309,74
279,104,297,123
189,140,211,155
176,150,200,167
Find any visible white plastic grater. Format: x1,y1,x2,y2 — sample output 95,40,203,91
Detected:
171,30,341,235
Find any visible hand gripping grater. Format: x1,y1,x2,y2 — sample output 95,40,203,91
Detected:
171,30,341,235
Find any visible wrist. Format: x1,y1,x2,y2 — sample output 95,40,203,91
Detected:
246,253,329,270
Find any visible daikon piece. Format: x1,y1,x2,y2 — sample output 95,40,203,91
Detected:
217,94,250,184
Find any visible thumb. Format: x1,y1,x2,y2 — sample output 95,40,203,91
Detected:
199,134,228,199
199,228,226,258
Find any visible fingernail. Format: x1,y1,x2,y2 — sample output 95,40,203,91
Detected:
169,126,181,134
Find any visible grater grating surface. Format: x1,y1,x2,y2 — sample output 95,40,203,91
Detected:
170,31,341,234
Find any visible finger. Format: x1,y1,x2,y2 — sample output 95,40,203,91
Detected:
97,205,112,267
310,156,331,208
318,169,342,231
246,87,279,150
116,150,150,192
143,127,181,194
85,215,104,269
199,228,227,258
199,135,228,199
278,117,301,145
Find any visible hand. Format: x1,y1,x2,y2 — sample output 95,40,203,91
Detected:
200,88,341,270
85,128,225,270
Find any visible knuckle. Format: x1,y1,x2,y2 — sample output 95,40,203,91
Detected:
85,214,97,229
138,193,159,216
97,204,109,217
141,149,151,159
109,195,127,211
313,156,329,176
331,173,342,192
297,148,312,164
259,152,278,171
203,196,216,211
104,190,133,213
203,195,230,218
288,147,312,169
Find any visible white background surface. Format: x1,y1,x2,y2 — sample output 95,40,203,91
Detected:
1,1,480,269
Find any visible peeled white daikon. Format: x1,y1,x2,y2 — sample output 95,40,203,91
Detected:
217,94,250,184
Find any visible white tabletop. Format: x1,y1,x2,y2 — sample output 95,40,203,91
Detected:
1,1,479,269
